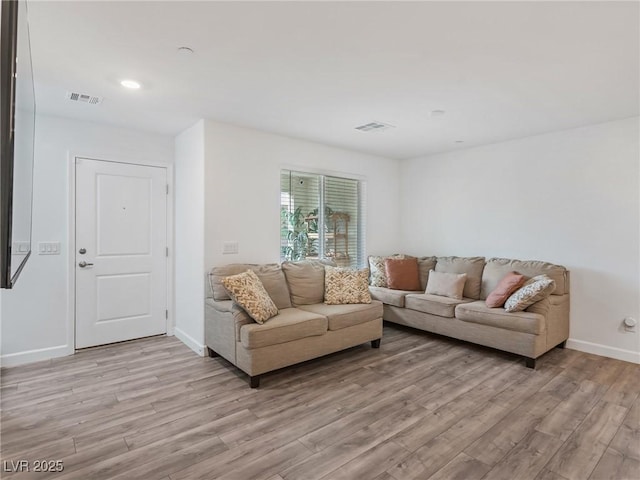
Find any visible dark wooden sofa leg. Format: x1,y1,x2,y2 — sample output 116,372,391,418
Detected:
207,347,219,358
525,357,536,369
557,341,567,349
249,375,261,388
371,339,381,349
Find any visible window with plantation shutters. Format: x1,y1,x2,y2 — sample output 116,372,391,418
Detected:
280,170,364,268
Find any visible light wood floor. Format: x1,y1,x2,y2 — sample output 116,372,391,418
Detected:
1,324,638,480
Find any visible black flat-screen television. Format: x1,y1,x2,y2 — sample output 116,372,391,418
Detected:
1,0,36,289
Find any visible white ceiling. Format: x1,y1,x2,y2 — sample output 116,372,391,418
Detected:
28,1,639,159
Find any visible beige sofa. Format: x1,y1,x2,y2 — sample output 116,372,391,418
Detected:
370,256,570,368
205,261,383,387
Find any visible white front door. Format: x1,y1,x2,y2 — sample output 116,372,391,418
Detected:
75,158,168,349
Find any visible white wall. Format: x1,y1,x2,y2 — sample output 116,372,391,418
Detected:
174,121,206,354
0,114,174,366
8,113,635,366
400,117,640,363
203,120,402,269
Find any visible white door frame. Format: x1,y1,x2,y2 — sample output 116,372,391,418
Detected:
67,153,174,352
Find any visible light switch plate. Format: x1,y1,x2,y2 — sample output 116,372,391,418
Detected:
38,242,61,255
223,241,239,254
12,241,30,254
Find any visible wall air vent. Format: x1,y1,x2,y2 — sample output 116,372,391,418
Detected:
66,91,102,105
354,121,395,133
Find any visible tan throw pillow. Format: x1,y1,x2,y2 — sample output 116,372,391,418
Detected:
485,271,526,308
324,266,372,305
504,274,556,313
221,270,278,324
385,257,421,291
425,270,467,300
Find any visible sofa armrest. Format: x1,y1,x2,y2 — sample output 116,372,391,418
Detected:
531,294,570,350
526,298,550,317
205,299,253,365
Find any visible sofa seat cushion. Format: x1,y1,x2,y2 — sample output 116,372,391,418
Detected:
369,286,419,307
455,301,545,335
405,294,474,318
298,301,383,331
240,308,327,349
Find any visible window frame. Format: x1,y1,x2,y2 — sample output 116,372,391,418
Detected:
279,167,366,268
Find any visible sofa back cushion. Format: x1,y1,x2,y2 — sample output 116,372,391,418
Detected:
481,258,569,299
435,256,485,299
209,263,292,309
282,259,334,306
417,256,438,291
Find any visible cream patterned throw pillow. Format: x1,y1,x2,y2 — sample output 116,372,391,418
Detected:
325,266,372,305
221,270,278,324
504,274,556,313
368,256,388,287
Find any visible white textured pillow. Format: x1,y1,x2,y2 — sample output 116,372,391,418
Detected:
504,274,556,312
425,270,467,300
221,270,278,323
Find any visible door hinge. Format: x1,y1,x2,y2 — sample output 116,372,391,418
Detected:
166,184,169,195
165,309,168,320
166,247,169,257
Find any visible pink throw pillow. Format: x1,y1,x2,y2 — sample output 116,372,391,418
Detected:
485,272,526,308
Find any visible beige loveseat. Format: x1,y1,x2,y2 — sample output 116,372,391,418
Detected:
370,256,570,368
205,261,383,387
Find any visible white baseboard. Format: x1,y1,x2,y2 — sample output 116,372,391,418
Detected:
0,344,74,368
566,339,640,364
174,327,205,357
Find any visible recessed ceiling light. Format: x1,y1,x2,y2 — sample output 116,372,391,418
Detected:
120,79,141,89
430,110,446,117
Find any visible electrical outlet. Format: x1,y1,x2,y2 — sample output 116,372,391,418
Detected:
623,317,637,332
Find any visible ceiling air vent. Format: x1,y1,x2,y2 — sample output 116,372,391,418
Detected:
354,121,395,133
66,91,102,105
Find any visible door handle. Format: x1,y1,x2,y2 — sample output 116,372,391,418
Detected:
78,261,94,268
